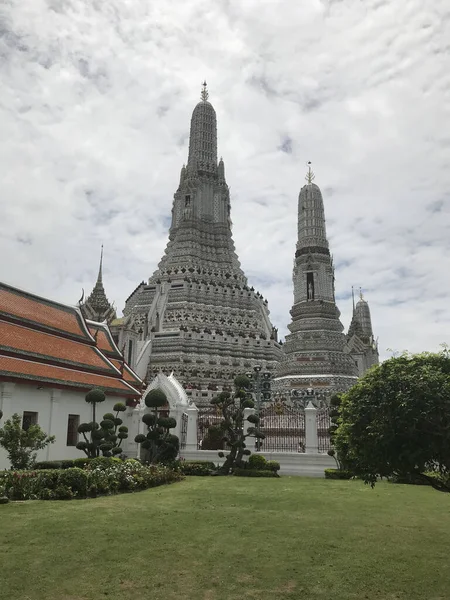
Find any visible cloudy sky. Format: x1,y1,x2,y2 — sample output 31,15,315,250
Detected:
1,0,449,360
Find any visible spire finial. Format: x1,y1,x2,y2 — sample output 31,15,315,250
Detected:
359,287,364,301
201,81,209,102
352,286,355,312
97,244,104,283
305,161,315,184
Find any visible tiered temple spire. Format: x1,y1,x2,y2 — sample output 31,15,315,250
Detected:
346,288,379,376
274,165,359,400
80,246,116,324
123,84,281,402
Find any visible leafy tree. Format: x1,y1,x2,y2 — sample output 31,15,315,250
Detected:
0,413,55,470
335,350,450,492
76,389,128,458
212,374,265,475
134,389,179,463
327,393,349,470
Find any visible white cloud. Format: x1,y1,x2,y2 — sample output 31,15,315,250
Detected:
1,0,450,360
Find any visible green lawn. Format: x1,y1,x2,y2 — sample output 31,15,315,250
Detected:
1,477,449,600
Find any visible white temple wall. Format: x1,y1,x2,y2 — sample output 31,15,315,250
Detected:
0,382,132,470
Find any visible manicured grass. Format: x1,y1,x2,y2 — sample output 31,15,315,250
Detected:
1,477,449,600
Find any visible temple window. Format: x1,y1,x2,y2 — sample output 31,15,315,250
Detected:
66,414,80,446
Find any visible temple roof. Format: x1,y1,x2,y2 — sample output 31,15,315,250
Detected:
0,282,91,342
0,282,142,397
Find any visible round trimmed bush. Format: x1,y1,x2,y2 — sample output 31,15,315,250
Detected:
234,374,251,389
247,414,260,424
142,413,156,426
113,403,126,412
58,468,88,496
248,454,267,470
85,388,106,404
144,389,167,408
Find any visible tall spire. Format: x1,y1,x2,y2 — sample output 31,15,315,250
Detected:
97,245,104,284
275,167,359,397
305,161,315,184
296,165,329,258
352,286,355,312
201,80,209,102
187,82,217,171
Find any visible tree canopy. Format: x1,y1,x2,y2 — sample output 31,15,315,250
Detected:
335,350,450,492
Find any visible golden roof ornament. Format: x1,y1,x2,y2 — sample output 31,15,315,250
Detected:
305,161,315,184
201,81,209,102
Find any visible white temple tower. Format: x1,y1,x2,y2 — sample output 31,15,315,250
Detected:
123,84,282,404
274,164,359,399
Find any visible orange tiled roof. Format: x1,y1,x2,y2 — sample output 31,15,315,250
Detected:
110,359,143,387
88,324,122,358
0,321,119,376
0,355,140,397
0,283,89,341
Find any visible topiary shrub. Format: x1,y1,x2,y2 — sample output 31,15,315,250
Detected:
135,389,179,464
324,468,353,480
0,496,9,504
77,390,127,459
233,468,278,478
266,460,281,473
248,454,268,470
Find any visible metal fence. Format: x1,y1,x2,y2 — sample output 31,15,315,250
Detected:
258,403,306,453
179,412,188,450
317,407,332,453
197,406,226,450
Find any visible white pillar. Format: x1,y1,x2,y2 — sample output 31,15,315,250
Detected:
46,389,61,460
305,401,318,454
243,407,256,453
171,406,183,440
125,407,142,458
185,402,198,452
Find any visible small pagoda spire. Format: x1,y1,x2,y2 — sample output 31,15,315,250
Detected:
97,245,104,284
305,161,315,184
201,81,209,102
359,287,364,301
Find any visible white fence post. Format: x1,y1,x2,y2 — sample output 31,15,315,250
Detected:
244,407,256,453
305,401,318,454
185,402,199,452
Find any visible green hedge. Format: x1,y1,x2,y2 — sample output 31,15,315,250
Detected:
0,461,183,501
324,468,353,480
179,460,216,476
233,468,279,478
389,471,450,487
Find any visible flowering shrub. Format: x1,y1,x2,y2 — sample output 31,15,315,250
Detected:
0,459,184,501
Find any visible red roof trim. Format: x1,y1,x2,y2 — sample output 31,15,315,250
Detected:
0,356,140,397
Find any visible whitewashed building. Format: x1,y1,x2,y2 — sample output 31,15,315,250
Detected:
0,282,143,470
